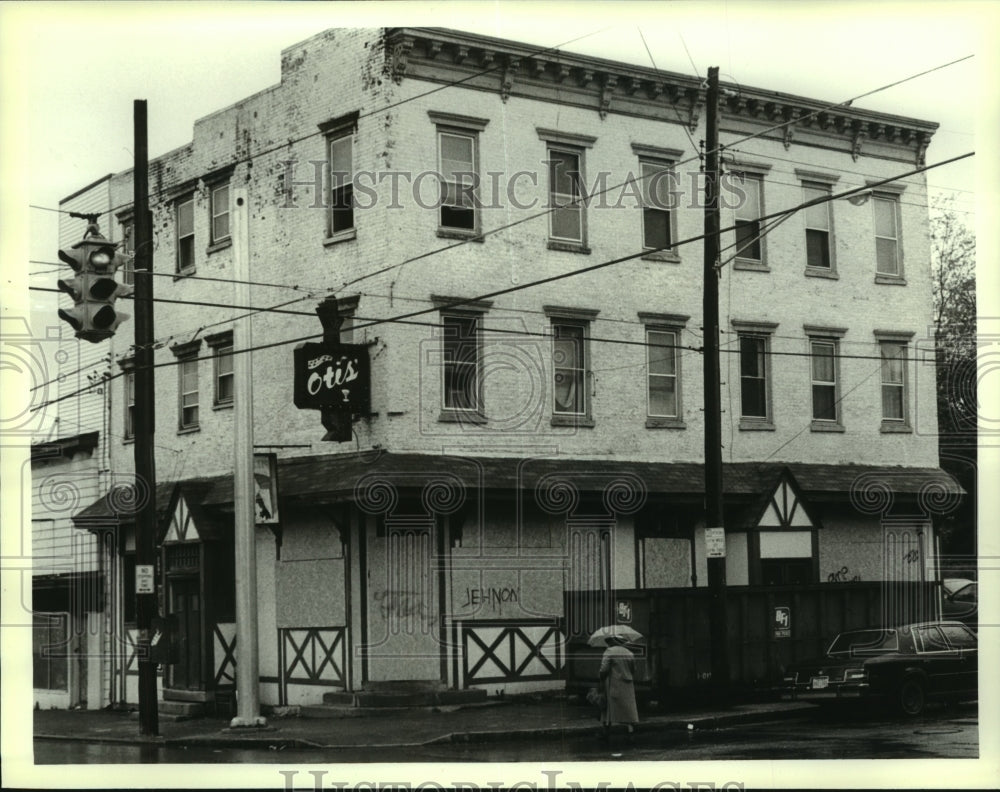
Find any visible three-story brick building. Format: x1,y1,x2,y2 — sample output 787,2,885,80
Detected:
64,27,959,709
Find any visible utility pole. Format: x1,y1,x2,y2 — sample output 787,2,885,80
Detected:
702,67,731,692
133,99,159,736
230,187,265,728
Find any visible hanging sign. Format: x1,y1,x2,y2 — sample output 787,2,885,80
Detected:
705,526,726,558
293,342,371,413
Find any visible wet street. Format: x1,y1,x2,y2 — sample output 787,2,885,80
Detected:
33,703,978,764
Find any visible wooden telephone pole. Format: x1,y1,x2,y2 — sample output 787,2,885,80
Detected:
702,67,731,691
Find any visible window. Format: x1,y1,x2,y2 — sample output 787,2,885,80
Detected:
879,341,907,423
33,613,68,691
439,131,477,231
548,149,584,243
739,334,769,420
873,194,900,276
206,331,234,407
646,329,679,418
210,182,230,244
545,305,597,426
429,112,488,237
124,367,135,440
553,323,589,418
118,215,135,286
640,160,674,251
441,314,480,413
329,131,354,236
810,339,838,422
733,173,763,263
172,340,202,431
537,128,595,251
176,195,195,273
803,182,832,269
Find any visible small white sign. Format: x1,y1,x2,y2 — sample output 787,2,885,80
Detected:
705,527,726,558
136,564,155,594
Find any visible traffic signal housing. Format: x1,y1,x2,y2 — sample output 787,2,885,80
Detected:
57,227,132,343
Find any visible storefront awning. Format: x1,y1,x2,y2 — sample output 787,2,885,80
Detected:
71,452,963,524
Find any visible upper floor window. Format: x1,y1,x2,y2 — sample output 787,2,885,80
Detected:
739,334,769,420
206,331,234,407
877,335,912,431
873,194,901,277
210,182,231,245
647,328,679,418
442,314,480,413
176,195,195,273
548,148,585,243
732,319,778,429
733,173,763,263
118,214,135,286
329,132,354,236
121,361,135,441
553,322,587,416
640,160,676,252
538,128,596,253
433,295,491,424
430,113,489,237
172,340,202,432
803,181,833,270
439,131,476,230
810,339,839,423
545,305,598,426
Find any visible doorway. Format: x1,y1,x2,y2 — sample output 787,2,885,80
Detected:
168,576,203,690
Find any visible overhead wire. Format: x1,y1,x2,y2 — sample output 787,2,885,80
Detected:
29,150,971,413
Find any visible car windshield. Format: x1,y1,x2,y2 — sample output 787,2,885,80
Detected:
828,629,898,655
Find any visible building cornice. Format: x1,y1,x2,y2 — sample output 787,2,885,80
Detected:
386,28,937,166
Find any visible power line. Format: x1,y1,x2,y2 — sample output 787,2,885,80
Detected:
32,51,972,301
30,151,969,402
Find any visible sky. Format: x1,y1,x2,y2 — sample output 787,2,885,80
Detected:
2,3,999,786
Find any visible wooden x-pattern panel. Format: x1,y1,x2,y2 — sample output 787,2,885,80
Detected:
213,622,237,687
279,627,346,705
462,620,564,684
124,627,139,676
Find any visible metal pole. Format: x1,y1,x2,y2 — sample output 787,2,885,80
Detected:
133,99,159,736
702,67,731,690
230,187,265,727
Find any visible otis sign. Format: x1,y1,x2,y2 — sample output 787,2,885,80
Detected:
293,342,370,413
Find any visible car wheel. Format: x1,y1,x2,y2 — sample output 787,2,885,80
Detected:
898,677,926,716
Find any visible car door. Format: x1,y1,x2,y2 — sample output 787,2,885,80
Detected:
938,623,978,697
913,624,964,697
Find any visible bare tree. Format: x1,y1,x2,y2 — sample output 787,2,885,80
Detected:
930,193,976,563
930,193,976,439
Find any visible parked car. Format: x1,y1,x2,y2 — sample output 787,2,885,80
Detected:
942,580,978,629
781,621,977,716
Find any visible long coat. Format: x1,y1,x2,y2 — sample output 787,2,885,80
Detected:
599,644,639,725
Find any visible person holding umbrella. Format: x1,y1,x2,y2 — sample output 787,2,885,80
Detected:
590,625,640,740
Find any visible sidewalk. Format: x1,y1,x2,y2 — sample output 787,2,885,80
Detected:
34,698,813,750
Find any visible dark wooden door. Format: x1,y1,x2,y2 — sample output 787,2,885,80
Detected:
169,576,203,690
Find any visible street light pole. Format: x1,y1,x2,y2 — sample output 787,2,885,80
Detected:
230,187,265,728
702,67,731,691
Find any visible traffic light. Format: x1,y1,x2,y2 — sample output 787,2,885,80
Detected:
57,225,132,343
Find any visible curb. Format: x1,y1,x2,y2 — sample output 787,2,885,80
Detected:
33,704,814,751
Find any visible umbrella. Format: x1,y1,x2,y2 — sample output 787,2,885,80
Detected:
587,624,644,647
